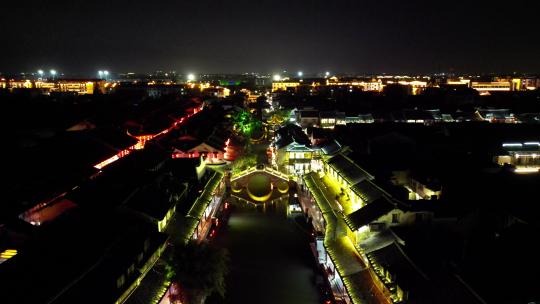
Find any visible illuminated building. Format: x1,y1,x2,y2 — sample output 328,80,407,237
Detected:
475,108,515,123
201,86,230,98
284,143,314,175
244,90,262,103
446,78,471,87
3,79,105,94
393,172,442,200
171,136,230,164
4,79,33,88
320,111,337,129
335,113,374,125
496,77,540,91
395,109,448,124
272,80,301,92
326,76,384,92
302,151,457,303
274,124,314,175
495,142,540,173
471,81,511,92
57,80,96,94
186,170,226,242
172,143,226,163
520,78,540,90
323,153,375,212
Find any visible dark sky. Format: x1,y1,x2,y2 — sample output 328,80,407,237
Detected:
1,0,539,75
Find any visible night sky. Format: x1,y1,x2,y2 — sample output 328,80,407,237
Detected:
1,0,539,75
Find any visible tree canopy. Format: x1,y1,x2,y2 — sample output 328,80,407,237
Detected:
232,110,262,137
165,241,229,304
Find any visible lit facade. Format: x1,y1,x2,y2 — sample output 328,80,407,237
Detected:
3,79,105,94
446,78,471,86
471,81,511,92
284,142,314,176
326,77,384,92
303,152,437,303
172,141,228,164
187,170,226,242
272,81,300,92
496,142,540,173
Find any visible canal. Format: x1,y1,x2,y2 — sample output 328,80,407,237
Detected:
209,199,323,304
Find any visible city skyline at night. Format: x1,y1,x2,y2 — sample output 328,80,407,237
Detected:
2,0,540,75
1,2,540,304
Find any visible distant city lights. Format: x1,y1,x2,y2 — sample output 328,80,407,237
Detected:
502,143,523,148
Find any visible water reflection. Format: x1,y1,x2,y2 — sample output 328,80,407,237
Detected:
210,196,322,304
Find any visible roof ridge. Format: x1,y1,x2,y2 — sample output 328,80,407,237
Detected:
394,241,430,281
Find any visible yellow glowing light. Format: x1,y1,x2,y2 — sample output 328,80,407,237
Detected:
277,180,289,194
0,249,18,261
514,168,539,174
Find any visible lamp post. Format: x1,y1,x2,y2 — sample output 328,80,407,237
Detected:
37,70,44,80
50,69,57,80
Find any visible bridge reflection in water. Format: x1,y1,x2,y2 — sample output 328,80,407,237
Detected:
230,165,290,205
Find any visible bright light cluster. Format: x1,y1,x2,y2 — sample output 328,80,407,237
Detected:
0,249,18,264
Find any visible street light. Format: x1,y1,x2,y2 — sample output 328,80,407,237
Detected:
187,73,195,82
50,69,57,80
273,74,281,81
37,70,44,79
98,70,103,78
298,71,303,78
325,71,330,77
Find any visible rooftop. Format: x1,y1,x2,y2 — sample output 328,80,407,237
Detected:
327,153,374,185
345,197,396,231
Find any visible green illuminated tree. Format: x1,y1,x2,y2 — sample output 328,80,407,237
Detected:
268,108,291,126
232,110,262,137
231,153,258,175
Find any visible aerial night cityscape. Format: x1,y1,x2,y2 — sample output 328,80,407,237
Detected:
1,1,540,304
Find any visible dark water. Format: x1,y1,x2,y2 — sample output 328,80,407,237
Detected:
211,201,322,304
